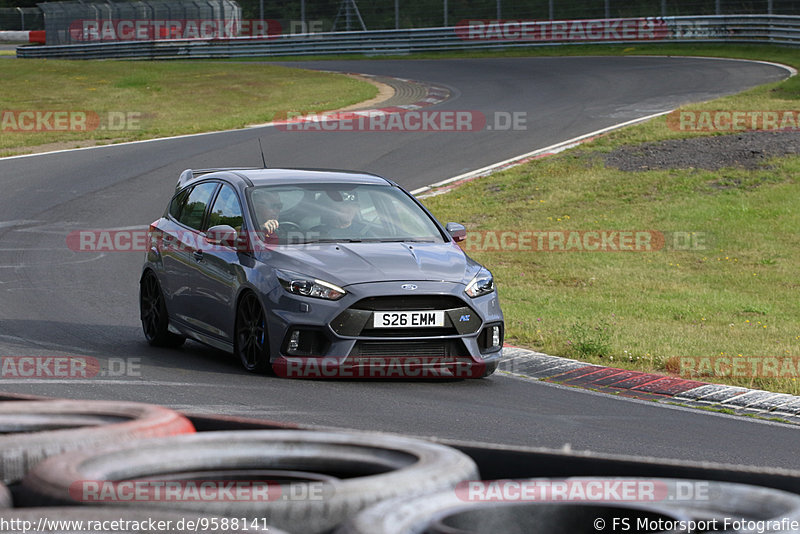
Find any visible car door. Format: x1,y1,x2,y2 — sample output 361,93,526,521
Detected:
157,186,191,304
189,183,246,341
165,181,220,329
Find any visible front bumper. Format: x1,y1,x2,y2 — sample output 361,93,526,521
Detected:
272,351,501,379
264,280,503,379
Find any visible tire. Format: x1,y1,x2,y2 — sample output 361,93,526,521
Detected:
644,478,800,525
19,430,478,534
0,508,288,533
341,497,691,534
234,292,271,373
0,400,194,484
512,477,800,526
140,270,186,348
338,477,800,534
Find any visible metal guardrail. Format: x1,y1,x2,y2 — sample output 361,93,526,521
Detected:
16,14,800,59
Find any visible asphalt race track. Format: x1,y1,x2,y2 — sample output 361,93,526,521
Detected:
0,56,796,468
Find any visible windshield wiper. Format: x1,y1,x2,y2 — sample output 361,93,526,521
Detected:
375,238,437,243
303,238,363,243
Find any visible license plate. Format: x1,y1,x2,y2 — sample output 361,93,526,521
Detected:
373,311,445,328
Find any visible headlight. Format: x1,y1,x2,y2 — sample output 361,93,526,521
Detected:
277,270,346,301
465,268,495,298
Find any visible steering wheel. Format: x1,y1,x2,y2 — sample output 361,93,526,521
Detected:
276,221,303,243
277,221,301,233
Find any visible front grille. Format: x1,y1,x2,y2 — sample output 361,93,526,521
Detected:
331,297,482,338
359,328,454,338
351,340,467,358
352,295,466,311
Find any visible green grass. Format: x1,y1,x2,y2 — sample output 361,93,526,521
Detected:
420,45,800,395
0,60,376,156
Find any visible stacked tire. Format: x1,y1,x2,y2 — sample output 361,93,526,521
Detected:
0,400,194,484
17,430,479,534
336,477,800,534
3,399,799,533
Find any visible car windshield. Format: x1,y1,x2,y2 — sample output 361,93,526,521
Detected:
248,183,446,244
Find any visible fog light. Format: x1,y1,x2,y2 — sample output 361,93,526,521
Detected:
288,330,301,354
491,326,501,348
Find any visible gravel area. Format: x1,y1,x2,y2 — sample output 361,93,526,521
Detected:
604,130,799,171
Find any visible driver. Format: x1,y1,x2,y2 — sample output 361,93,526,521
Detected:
257,192,283,237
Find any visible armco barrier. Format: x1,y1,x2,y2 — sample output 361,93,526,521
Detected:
15,14,800,59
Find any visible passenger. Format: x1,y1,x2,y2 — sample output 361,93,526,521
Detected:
330,202,360,231
318,201,367,239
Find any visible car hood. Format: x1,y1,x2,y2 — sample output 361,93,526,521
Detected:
260,241,480,287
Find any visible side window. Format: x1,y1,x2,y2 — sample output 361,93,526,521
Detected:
168,188,190,220
177,182,219,230
207,184,244,231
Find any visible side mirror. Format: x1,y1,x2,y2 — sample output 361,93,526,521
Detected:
206,225,238,247
445,222,466,243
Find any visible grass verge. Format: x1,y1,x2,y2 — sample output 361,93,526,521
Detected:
0,60,376,156
421,45,800,394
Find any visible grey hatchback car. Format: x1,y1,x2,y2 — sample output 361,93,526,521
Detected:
140,168,503,378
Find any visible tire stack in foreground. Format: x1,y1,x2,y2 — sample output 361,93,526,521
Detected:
1,397,799,533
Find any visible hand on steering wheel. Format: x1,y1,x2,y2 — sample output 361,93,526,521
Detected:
263,219,280,234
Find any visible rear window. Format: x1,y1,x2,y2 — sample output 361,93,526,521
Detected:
168,188,189,219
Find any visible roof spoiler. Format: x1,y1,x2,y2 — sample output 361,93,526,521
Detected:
176,168,261,190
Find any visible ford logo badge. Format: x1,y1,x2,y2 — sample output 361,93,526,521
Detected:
401,284,418,291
